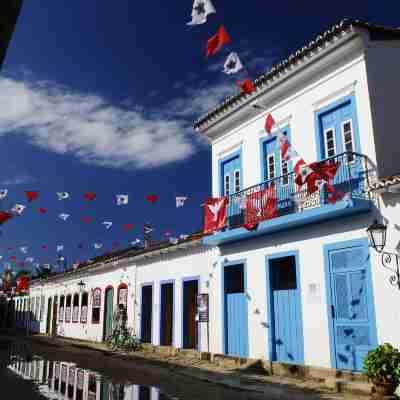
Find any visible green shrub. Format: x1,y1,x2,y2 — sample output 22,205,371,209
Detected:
363,343,400,385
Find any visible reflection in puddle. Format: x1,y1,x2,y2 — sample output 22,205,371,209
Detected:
8,353,172,400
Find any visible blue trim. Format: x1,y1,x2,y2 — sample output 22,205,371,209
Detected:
314,94,362,161
181,276,200,350
221,258,249,357
265,251,305,364
218,148,243,197
259,124,291,183
203,198,371,246
159,279,175,347
323,237,378,369
139,282,154,344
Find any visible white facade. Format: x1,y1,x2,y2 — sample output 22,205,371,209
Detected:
12,21,400,373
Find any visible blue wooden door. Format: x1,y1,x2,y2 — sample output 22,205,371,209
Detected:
327,241,377,371
224,264,248,357
103,288,113,340
221,155,242,226
269,256,304,364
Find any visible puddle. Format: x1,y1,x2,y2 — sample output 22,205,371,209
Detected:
6,343,173,400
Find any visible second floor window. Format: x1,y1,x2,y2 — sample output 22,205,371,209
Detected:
281,158,289,185
224,174,230,196
342,120,354,162
267,154,276,180
234,170,241,193
324,128,336,158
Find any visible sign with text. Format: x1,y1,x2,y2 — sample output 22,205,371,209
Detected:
197,293,209,322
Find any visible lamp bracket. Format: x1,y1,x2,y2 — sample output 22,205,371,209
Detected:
381,251,400,290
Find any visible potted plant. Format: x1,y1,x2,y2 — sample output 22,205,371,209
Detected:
363,343,400,398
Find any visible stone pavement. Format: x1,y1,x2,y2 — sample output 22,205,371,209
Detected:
28,334,373,399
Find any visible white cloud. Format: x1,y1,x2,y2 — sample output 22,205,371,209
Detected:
0,175,34,185
0,75,239,169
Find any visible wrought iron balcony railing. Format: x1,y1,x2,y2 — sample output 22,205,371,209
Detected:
223,152,371,230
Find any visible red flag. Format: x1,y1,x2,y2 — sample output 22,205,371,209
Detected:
265,114,275,134
16,276,29,293
146,194,158,204
203,197,228,234
82,216,93,224
84,192,96,201
112,241,119,248
123,223,134,231
41,245,48,250
236,79,256,94
38,208,48,214
10,255,16,261
0,211,13,224
206,26,231,58
244,184,278,229
25,191,39,202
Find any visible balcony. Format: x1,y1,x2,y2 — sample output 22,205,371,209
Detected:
203,152,372,246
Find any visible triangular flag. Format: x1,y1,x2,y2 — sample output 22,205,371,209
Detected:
102,221,113,230
41,245,48,250
116,194,129,205
123,223,134,231
265,114,275,134
25,191,39,202
130,239,141,246
176,196,188,207
57,245,64,252
94,243,103,250
0,189,8,199
25,257,34,263
223,52,243,75
169,237,179,245
206,26,231,58
187,0,216,25
37,207,48,214
10,255,16,261
82,216,93,224
84,192,96,201
236,79,256,94
11,204,26,215
57,192,70,200
179,234,189,240
58,213,70,221
19,246,28,254
146,194,158,204
112,241,119,248
164,231,172,237
0,211,13,224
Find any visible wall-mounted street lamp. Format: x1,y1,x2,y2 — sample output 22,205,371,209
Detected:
367,220,400,290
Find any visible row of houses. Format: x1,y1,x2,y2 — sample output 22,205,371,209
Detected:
10,19,400,373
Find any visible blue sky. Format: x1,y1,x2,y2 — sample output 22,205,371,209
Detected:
0,1,399,274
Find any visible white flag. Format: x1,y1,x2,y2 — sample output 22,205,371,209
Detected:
179,234,189,240
169,237,179,245
57,245,64,252
102,221,113,230
223,52,244,75
176,196,188,208
0,189,8,200
58,213,70,221
25,257,34,263
116,194,128,205
0,256,2,260
12,204,26,215
20,246,28,254
94,243,103,250
57,192,70,200
187,0,216,25
130,239,141,246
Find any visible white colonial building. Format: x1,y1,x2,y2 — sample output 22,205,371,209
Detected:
12,19,400,373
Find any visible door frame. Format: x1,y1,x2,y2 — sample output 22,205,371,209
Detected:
221,258,248,356
323,237,378,369
181,276,200,350
139,282,154,343
103,285,114,341
265,250,304,363
218,148,243,197
314,94,361,161
159,280,175,346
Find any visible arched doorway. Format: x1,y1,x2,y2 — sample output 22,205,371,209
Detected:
103,287,113,341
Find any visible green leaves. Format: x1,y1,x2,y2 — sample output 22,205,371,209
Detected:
363,343,400,384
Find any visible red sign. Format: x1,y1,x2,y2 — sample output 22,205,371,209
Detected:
203,197,228,234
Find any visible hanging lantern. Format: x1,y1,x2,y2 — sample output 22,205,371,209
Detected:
367,220,387,253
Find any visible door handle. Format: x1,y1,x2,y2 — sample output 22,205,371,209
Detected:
331,305,335,319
